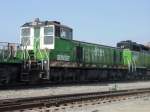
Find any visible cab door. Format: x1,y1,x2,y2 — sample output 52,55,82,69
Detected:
76,45,83,63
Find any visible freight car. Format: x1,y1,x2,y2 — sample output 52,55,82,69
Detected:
0,18,150,85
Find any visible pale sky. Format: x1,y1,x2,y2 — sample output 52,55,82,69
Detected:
0,0,149,46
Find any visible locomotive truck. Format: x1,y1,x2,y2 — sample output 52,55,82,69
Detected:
0,18,150,85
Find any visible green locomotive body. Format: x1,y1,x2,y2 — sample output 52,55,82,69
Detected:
0,19,150,85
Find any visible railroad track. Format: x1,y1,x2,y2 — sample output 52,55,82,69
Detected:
0,80,148,90
0,88,150,112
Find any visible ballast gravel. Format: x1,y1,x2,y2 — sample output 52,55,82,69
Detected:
1,81,150,100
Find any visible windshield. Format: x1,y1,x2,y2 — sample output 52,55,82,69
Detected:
44,26,54,45
21,28,30,37
21,28,31,46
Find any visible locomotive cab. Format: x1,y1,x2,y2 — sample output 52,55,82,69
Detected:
21,18,73,50
117,40,150,52
20,19,73,81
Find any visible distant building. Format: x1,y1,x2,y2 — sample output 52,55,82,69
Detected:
145,42,150,47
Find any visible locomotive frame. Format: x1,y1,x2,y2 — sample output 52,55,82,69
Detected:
0,19,150,85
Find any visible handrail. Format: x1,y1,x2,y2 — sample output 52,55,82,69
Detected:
25,37,32,60
6,49,11,61
33,37,37,59
1,46,11,61
44,48,50,79
132,58,136,72
44,49,49,60
21,37,31,69
33,37,44,70
127,58,131,72
2,46,5,60
37,38,44,70
21,44,26,60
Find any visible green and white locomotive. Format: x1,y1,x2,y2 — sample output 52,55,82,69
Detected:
0,18,150,85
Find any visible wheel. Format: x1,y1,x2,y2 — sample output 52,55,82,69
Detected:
2,71,11,85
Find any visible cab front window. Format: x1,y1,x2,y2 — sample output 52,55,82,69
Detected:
21,28,31,46
21,28,30,37
44,27,54,45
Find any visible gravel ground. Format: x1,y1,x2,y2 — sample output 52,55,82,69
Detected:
1,81,150,100
58,95,150,112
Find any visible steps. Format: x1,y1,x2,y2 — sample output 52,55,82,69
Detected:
28,50,35,60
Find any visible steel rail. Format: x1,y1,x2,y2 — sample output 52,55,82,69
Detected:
0,88,150,111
